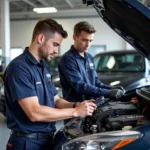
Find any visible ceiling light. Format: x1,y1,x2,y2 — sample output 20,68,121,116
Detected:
33,7,57,13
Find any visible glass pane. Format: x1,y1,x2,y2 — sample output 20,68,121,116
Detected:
93,55,101,69
94,53,145,72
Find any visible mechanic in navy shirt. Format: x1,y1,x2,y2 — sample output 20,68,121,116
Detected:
3,19,97,150
59,21,124,103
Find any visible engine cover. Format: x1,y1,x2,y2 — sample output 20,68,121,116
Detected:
105,114,144,131
95,101,138,121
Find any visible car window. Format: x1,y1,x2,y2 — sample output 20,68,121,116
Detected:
94,55,101,69
94,53,145,72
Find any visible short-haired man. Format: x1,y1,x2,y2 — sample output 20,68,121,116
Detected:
4,19,96,150
59,21,124,103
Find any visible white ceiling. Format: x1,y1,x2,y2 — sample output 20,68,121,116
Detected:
6,0,150,20
9,0,98,20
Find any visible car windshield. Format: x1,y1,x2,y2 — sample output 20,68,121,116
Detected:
94,52,145,72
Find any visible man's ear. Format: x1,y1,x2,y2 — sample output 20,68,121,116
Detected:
73,34,77,41
37,34,45,44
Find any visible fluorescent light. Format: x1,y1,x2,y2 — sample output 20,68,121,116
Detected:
33,7,57,13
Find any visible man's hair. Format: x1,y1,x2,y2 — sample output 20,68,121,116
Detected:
74,21,96,36
32,18,68,42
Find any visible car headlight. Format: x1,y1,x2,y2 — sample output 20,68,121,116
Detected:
62,130,143,150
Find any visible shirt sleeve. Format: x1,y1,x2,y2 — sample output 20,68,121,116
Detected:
5,63,37,102
94,71,112,89
59,55,110,97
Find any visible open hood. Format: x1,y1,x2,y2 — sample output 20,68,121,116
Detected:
83,0,150,59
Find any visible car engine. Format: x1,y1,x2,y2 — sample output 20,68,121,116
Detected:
62,87,150,139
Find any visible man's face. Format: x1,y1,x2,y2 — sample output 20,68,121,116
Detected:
39,32,62,61
74,31,94,53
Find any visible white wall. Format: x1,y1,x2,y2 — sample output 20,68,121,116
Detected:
4,17,126,55
126,42,135,50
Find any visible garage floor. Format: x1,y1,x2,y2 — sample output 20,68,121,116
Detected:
0,113,64,150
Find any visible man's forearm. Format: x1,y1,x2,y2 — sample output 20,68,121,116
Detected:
31,105,76,122
18,97,96,123
55,97,74,108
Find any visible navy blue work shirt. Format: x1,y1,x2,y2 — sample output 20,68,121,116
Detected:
59,45,111,102
3,48,58,133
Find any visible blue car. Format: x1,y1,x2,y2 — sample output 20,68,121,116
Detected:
54,0,150,150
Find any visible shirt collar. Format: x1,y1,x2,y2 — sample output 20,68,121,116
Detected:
24,47,43,67
70,45,88,60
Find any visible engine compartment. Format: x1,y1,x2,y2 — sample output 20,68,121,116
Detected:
63,86,150,139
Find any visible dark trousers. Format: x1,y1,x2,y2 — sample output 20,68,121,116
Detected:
6,136,54,150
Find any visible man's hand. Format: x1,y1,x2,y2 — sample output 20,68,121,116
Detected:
109,89,124,99
73,100,97,118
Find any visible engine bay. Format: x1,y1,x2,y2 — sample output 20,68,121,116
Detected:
63,86,150,139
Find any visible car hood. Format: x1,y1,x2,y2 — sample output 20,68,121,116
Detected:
98,72,148,90
83,0,150,59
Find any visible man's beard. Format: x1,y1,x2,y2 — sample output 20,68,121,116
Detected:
38,45,48,61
